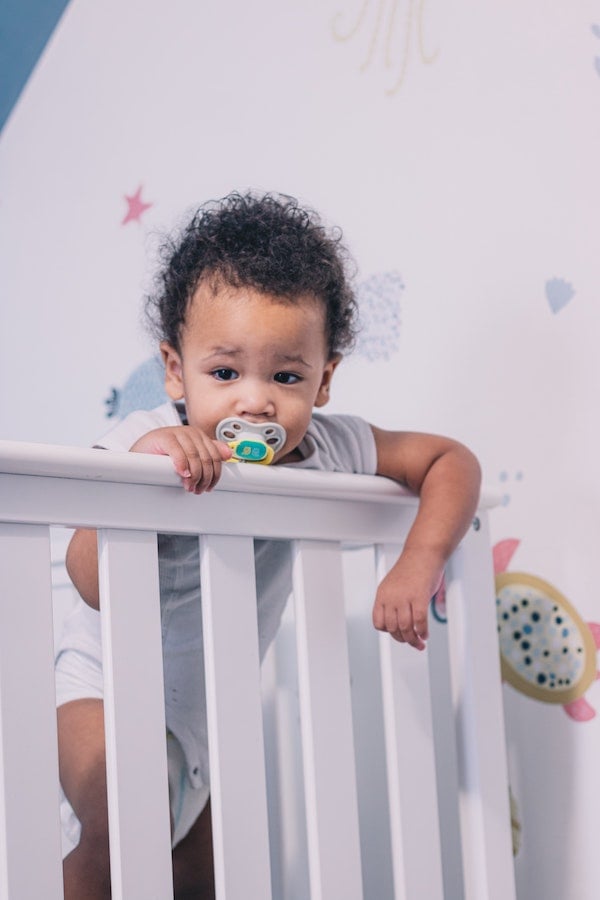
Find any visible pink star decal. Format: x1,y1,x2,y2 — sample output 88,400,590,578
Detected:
122,185,153,225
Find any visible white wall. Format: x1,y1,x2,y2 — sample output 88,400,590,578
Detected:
2,2,600,896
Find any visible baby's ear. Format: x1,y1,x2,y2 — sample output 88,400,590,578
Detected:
314,354,341,408
160,342,185,401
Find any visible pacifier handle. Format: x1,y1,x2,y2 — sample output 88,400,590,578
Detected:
215,417,287,465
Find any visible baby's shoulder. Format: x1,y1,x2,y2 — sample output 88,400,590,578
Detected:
95,402,180,451
303,412,376,475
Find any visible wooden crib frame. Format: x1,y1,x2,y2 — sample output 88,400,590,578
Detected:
0,440,515,900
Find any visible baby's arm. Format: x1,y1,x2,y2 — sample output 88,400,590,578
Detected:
66,426,232,609
370,426,481,651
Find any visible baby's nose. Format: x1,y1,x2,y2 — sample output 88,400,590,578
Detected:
236,381,275,417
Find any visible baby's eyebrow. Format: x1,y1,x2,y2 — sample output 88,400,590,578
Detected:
203,347,242,360
272,349,313,369
202,347,312,369
275,353,312,369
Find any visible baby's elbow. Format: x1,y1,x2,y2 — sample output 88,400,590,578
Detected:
461,443,482,483
441,440,482,497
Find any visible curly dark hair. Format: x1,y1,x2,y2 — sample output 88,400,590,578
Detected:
146,192,358,357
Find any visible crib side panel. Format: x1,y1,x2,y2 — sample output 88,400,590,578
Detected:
0,523,63,899
0,451,514,900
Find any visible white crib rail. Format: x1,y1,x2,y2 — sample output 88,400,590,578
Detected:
0,440,516,900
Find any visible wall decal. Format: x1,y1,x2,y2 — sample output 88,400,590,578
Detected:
498,470,524,507
331,0,440,95
105,355,167,419
494,539,600,722
354,270,403,360
122,185,153,226
545,277,575,314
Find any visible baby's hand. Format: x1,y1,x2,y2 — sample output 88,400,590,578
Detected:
372,548,444,651
130,426,232,493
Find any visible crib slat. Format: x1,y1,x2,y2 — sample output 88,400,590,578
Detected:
98,529,173,900
445,515,516,900
0,523,63,899
200,534,272,900
292,539,363,900
376,543,444,900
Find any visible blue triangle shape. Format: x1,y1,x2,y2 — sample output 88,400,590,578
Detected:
0,0,72,132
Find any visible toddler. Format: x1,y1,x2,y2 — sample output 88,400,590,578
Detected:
57,192,481,899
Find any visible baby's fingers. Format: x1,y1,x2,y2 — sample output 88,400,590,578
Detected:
391,607,426,651
129,427,231,493
372,601,387,633
393,621,427,651
138,432,199,482
373,599,427,651
411,604,429,644
178,435,226,493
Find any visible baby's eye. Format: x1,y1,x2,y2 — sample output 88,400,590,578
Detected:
274,372,301,385
212,368,239,382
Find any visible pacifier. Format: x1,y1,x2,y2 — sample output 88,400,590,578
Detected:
216,417,287,465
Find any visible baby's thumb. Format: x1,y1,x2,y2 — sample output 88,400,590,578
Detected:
214,440,234,460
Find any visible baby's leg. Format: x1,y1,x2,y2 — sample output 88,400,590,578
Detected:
58,698,111,899
172,800,215,899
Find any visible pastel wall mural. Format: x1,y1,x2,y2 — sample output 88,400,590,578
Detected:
2,2,599,897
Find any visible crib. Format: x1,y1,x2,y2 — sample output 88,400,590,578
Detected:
0,439,515,900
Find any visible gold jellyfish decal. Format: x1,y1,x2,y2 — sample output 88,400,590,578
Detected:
331,0,440,95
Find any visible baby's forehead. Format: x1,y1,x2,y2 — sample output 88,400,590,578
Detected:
195,276,322,305
187,280,327,325
181,283,330,357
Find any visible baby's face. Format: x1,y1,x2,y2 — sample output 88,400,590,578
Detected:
161,281,339,463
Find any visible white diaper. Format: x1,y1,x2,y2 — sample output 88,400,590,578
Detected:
59,727,209,855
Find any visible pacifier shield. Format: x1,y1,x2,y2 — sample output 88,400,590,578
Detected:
216,417,287,464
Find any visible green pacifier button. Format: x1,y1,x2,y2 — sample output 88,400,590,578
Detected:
236,439,268,461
